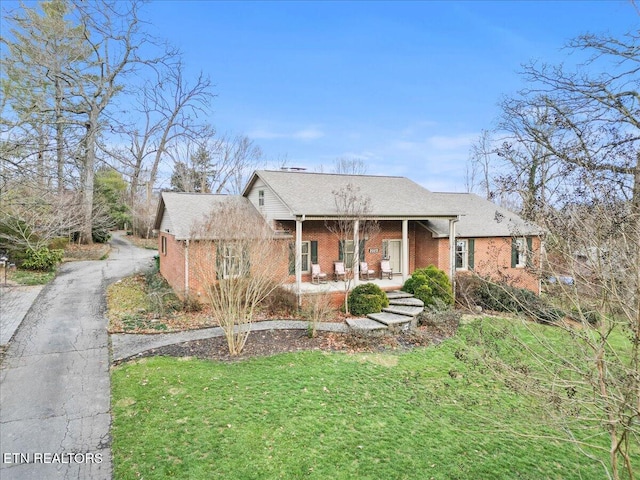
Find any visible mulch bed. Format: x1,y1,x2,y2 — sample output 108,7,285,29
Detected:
122,321,459,363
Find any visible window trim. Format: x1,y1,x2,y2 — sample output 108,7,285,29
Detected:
161,235,167,255
258,189,265,206
455,239,468,270
514,238,527,268
218,242,249,279
301,241,311,273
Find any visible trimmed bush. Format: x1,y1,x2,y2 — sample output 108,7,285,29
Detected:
21,247,64,271
402,265,453,307
348,283,389,316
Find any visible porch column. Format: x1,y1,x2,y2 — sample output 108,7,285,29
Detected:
449,218,458,301
295,218,303,306
353,219,360,286
402,219,409,282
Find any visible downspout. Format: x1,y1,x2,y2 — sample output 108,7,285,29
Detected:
295,216,305,307
449,218,459,302
184,239,190,298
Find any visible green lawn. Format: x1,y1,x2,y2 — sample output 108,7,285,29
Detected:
111,319,636,479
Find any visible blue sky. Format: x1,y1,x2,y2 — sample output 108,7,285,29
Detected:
142,1,636,191
4,1,637,191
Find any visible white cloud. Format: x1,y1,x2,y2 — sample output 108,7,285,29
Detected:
249,126,324,141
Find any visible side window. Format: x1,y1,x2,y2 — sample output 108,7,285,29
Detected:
258,190,265,206
161,236,167,255
513,238,527,268
455,240,468,270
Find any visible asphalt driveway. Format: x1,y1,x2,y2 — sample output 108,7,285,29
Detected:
0,233,155,480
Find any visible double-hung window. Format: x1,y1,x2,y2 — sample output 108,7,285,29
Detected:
456,240,468,270
300,241,311,273
455,239,474,270
219,242,249,279
512,237,531,268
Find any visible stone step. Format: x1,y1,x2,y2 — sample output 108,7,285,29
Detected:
367,311,412,327
389,297,424,307
383,305,424,317
346,317,388,331
385,290,414,300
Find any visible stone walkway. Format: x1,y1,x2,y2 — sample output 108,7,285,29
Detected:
111,320,350,362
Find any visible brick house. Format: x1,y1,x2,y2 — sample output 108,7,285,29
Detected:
154,170,543,301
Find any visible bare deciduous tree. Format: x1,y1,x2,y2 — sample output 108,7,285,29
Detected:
0,184,112,251
326,183,379,313
463,24,639,479
125,61,215,205
209,133,264,194
332,157,368,175
189,200,289,355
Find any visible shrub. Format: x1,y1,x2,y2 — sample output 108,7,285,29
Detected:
464,276,565,324
92,227,111,244
417,303,462,329
48,237,69,250
402,266,453,306
21,247,64,271
182,295,203,313
348,283,389,316
261,285,298,317
144,271,183,315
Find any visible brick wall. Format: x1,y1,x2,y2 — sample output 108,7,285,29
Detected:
453,236,541,294
158,232,186,298
414,226,450,273
160,233,291,302
160,222,542,298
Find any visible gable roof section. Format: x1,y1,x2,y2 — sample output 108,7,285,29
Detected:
425,193,544,238
243,170,459,219
154,192,267,240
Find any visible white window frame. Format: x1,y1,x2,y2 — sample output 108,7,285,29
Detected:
301,241,311,273
343,240,356,269
258,190,265,206
515,238,527,268
222,243,242,279
456,239,468,270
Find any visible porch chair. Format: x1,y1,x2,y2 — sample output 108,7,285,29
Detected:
334,261,346,281
380,260,393,280
311,264,327,284
359,262,375,280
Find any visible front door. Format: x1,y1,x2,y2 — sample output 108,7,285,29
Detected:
387,240,402,275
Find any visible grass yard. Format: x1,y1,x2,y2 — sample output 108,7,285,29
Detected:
111,318,637,479
5,268,56,285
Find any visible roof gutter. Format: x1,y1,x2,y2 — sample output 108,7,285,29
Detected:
449,217,459,302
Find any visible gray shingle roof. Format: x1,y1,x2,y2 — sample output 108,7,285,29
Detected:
425,193,545,238
154,192,266,240
244,170,460,218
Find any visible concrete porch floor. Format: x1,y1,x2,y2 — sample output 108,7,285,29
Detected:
286,276,405,294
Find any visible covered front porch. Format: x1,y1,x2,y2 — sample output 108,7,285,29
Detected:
287,216,459,303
